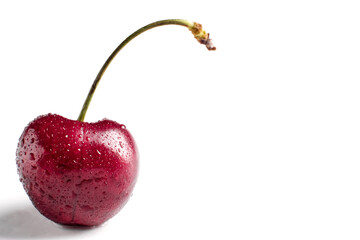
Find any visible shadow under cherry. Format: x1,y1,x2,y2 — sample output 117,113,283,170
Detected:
0,203,99,239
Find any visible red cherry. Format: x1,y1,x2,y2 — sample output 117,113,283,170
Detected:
16,114,138,226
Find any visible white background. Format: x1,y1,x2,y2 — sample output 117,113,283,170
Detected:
1,0,360,239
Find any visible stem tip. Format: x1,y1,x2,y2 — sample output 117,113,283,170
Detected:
189,22,216,51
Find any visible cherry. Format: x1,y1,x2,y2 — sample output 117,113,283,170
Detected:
16,19,215,226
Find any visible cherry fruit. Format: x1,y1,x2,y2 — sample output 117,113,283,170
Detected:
16,19,215,226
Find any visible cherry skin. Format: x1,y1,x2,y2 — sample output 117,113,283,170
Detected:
16,114,138,226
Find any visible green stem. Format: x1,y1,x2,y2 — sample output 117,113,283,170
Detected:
77,19,215,122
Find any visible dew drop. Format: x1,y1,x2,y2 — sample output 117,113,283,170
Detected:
80,205,94,212
59,212,65,216
72,191,77,199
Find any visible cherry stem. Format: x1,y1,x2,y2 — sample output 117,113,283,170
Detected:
77,19,215,122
